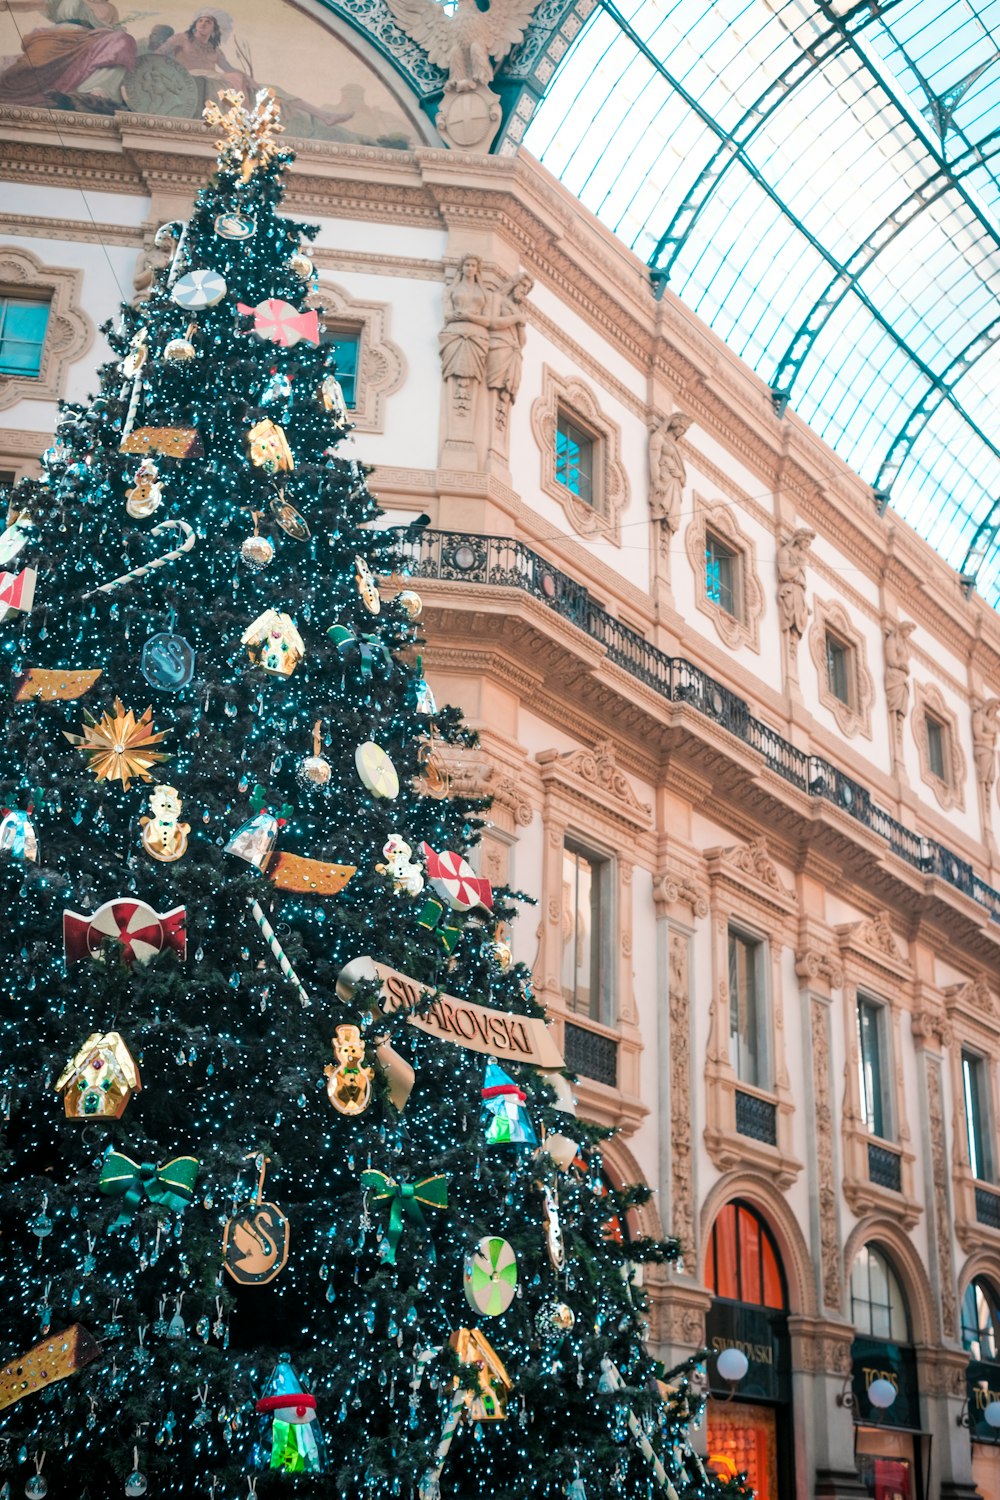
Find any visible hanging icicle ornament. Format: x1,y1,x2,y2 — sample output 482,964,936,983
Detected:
240,512,275,571
296,720,331,788
251,1357,326,1473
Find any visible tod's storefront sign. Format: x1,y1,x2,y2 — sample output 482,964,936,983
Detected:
850,1338,920,1431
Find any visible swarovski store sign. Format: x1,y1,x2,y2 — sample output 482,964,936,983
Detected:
850,1337,920,1431
705,1302,791,1402
966,1360,1000,1442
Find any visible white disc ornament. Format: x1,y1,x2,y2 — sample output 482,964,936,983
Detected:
355,742,399,799
171,269,227,309
464,1236,518,1317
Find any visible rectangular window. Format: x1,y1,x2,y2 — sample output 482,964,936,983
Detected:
561,843,611,1022
0,298,49,377
728,929,768,1089
857,997,890,1139
555,412,594,504
705,531,738,617
826,631,853,706
320,327,360,408
926,714,947,780
963,1050,994,1183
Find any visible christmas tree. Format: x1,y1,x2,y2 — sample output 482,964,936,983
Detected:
0,91,742,1500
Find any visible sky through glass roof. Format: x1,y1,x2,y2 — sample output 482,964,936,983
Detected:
524,0,1000,604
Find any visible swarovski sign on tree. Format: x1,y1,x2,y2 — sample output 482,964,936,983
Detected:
0,90,742,1500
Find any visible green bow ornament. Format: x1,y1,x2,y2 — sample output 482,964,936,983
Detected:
99,1149,200,1222
360,1169,448,1265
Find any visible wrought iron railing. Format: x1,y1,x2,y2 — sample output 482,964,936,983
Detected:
403,530,1000,927
735,1090,778,1146
867,1142,903,1193
976,1185,1000,1231
563,1022,618,1088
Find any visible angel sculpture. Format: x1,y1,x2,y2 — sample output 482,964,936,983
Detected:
384,0,540,93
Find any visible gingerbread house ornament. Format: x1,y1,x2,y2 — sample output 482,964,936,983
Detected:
55,1031,141,1120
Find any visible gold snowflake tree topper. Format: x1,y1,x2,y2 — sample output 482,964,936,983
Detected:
65,699,171,788
203,88,284,181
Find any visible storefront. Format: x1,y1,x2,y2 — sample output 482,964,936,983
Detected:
849,1246,926,1500
961,1277,1000,1498
703,1201,793,1500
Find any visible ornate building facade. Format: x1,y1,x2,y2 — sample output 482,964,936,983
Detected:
3,5,1000,1498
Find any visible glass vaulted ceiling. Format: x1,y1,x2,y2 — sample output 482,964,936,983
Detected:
524,0,1000,605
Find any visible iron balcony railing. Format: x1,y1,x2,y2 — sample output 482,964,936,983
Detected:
403,530,1000,928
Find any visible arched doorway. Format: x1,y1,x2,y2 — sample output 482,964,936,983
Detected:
961,1276,1000,1496
704,1200,792,1500
849,1244,923,1500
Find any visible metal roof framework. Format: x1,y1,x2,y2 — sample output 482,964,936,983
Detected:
525,0,1000,601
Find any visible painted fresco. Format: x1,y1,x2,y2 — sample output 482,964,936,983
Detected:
0,0,420,147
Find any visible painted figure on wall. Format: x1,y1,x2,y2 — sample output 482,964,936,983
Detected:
0,0,419,147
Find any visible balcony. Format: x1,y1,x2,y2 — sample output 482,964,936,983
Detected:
867,1141,903,1193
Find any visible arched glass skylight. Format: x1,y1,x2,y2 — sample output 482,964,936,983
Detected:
526,0,1000,604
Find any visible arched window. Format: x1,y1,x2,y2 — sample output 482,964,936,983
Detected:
961,1278,1000,1362
706,1201,787,1309
850,1245,909,1341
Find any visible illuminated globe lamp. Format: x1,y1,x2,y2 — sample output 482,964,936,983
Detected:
867,1377,897,1411
985,1399,1000,1429
715,1347,749,1385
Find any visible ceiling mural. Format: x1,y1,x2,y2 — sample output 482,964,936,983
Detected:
0,0,426,148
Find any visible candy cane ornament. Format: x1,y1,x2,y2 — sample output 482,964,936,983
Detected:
248,897,311,1009
418,1388,466,1500
84,520,196,599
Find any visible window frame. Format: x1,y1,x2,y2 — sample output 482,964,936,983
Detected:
728,924,771,1091
706,1200,788,1310
560,836,614,1026
554,406,596,506
531,366,628,543
912,681,966,810
319,322,362,410
808,597,875,738
857,994,893,1142
684,494,764,652
825,627,855,709
0,294,50,379
961,1277,1000,1362
705,526,742,620
963,1048,995,1184
850,1244,910,1342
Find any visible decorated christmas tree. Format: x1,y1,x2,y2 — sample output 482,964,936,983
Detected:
0,92,741,1500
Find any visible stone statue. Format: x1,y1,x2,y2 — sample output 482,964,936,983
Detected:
776,528,814,640
883,620,915,718
486,271,533,432
439,255,490,415
972,697,1000,796
383,0,539,152
648,412,692,535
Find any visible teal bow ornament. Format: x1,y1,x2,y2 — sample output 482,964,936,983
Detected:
360,1169,448,1265
99,1149,200,1223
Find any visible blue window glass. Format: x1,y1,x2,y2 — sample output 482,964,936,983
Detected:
555,412,594,504
0,299,49,377
705,531,736,615
857,997,890,1140
320,327,360,408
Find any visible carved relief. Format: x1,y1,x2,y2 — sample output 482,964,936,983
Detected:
925,1057,957,1339
683,493,764,653
912,680,967,812
972,696,1000,841
883,619,915,770
648,411,691,577
808,596,875,739
811,998,841,1310
795,948,845,991
383,0,537,152
721,837,791,899
0,244,92,410
530,366,629,544
843,910,903,964
653,870,709,919
669,932,694,1261
944,975,1000,1022
537,741,651,826
309,280,405,434
776,527,814,686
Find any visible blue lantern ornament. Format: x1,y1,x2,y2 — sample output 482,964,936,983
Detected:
481,1060,537,1147
252,1357,326,1473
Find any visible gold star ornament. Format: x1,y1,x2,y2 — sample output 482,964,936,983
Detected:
65,699,171,788
203,88,284,182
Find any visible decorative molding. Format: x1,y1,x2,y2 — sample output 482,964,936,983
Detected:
698,1170,818,1317
810,997,842,1311
536,740,651,829
529,365,628,545
0,243,93,410
836,910,909,984
795,947,845,992
307,279,405,433
653,868,709,919
912,679,967,813
0,212,142,247
668,930,694,1262
925,1056,957,1340
715,837,795,910
683,491,764,653
943,974,1000,1023
807,595,875,740
842,1215,938,1345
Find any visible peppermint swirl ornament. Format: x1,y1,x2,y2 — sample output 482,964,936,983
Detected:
464,1236,518,1317
171,269,227,309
